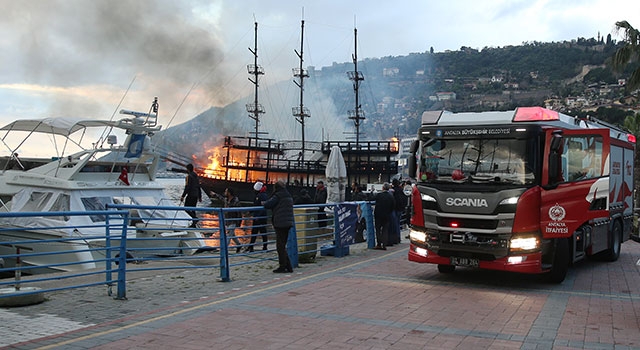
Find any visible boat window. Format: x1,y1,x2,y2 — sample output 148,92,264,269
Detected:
22,192,53,212
81,196,113,222
48,194,70,221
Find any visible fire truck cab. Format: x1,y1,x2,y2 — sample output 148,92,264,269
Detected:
407,107,635,283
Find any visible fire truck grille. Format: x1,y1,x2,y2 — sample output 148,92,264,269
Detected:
428,232,510,260
437,217,497,230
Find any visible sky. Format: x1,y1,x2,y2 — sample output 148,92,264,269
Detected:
1,0,639,156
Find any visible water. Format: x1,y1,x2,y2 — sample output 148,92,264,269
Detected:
157,178,185,204
157,178,218,207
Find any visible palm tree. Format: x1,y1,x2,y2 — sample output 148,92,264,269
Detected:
614,21,640,215
624,112,640,208
612,21,640,90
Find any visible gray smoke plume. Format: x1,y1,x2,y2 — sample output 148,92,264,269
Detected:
0,0,236,115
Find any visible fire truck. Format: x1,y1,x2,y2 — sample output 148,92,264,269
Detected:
406,107,635,282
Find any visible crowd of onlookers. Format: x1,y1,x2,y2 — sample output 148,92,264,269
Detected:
182,162,413,272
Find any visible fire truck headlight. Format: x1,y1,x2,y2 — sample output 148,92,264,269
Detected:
415,246,428,257
499,196,519,205
409,229,427,243
421,194,436,202
510,236,539,252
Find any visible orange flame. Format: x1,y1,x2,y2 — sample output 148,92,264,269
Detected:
390,137,399,152
198,145,252,181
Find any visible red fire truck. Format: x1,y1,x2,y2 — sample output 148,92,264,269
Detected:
407,107,635,282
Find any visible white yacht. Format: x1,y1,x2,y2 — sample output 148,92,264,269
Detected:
0,98,207,273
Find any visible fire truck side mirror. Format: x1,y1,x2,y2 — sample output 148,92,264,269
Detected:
548,131,564,185
408,140,418,178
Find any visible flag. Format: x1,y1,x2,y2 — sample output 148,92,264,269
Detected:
118,166,130,186
125,134,146,158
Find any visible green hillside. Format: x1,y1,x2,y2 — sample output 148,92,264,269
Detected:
157,36,640,165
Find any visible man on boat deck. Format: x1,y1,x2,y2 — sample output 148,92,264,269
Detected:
180,163,201,228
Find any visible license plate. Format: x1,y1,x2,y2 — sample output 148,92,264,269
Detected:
450,256,479,267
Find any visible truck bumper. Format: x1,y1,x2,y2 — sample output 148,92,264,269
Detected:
408,243,544,274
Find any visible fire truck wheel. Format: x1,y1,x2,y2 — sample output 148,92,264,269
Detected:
547,238,569,283
437,264,455,273
603,220,622,262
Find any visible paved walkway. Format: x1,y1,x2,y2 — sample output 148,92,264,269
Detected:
1,240,639,350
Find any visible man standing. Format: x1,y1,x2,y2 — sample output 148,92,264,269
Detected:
390,178,408,245
247,181,269,252
263,180,294,273
313,180,328,228
210,188,243,253
180,163,201,228
373,183,395,250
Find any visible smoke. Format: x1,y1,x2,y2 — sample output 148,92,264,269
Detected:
0,0,238,119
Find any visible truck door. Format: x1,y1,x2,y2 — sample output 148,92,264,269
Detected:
540,128,610,241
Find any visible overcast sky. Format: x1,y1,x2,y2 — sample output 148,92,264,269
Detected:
1,0,639,152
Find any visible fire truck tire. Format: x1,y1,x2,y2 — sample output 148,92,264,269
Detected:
437,264,455,273
602,220,622,262
547,238,569,283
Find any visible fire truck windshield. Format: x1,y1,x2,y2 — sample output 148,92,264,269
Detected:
417,137,536,185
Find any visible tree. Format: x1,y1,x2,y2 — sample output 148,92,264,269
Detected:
612,21,640,90
624,112,640,208
613,21,640,213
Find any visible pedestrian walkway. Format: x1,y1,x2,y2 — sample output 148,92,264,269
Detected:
2,240,640,349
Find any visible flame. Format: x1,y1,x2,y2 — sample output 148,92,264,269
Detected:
196,145,226,179
390,137,399,152
197,144,253,181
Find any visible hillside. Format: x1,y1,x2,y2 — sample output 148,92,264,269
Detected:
156,36,640,169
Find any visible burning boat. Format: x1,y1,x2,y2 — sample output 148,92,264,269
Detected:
197,22,398,202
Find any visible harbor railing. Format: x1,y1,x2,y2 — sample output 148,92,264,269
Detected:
0,202,375,303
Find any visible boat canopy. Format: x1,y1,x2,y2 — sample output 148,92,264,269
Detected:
0,118,118,137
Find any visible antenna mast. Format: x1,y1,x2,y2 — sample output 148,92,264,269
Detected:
246,21,265,139
292,19,310,165
347,27,365,147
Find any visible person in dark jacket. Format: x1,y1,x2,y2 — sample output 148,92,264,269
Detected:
373,182,395,250
351,182,368,201
294,189,313,204
246,181,269,252
210,187,243,253
263,180,294,273
313,180,328,227
389,178,408,245
180,163,201,228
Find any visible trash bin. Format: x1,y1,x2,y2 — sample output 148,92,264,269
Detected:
295,207,319,263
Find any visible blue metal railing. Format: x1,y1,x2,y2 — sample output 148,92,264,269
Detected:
0,202,375,301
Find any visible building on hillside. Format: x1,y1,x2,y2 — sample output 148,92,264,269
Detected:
435,92,456,101
383,67,399,77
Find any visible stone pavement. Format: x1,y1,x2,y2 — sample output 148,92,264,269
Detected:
1,240,639,350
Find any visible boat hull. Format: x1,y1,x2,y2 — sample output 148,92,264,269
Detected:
0,225,208,274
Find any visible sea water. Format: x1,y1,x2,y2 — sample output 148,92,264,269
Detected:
157,178,218,207
157,177,185,204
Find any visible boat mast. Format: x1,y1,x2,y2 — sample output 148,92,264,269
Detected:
347,27,365,147
292,19,310,166
247,21,265,140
